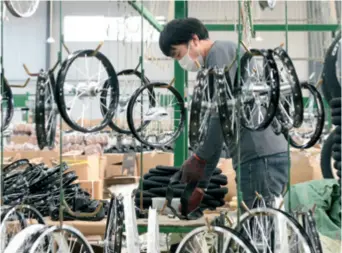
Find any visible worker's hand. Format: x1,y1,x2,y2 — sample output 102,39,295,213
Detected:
180,154,206,183
179,187,204,214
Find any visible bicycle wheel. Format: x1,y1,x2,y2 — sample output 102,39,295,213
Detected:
1,78,14,132
233,207,314,253
235,49,280,131
28,225,94,253
56,49,119,133
273,47,304,129
322,32,341,102
127,82,185,148
35,70,57,150
294,210,323,253
5,0,40,18
217,68,237,145
320,129,338,179
0,205,46,252
189,69,213,149
104,195,124,253
101,69,154,134
176,225,258,253
3,159,31,177
3,224,47,253
283,82,325,149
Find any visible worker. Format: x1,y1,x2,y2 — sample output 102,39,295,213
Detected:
159,17,289,212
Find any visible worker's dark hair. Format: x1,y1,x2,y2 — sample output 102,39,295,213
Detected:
159,17,209,57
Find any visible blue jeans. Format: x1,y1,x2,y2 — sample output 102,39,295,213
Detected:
235,152,289,208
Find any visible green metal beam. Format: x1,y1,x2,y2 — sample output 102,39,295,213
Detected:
138,225,197,234
173,1,188,167
127,1,163,32
204,24,341,32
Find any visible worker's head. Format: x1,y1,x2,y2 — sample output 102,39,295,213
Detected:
159,17,209,72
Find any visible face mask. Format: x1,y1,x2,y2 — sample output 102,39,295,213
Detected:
178,42,204,72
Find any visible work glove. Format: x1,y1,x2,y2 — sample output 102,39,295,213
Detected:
179,154,206,215
179,187,204,214
180,154,207,183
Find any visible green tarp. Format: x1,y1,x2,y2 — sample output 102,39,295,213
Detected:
284,179,341,240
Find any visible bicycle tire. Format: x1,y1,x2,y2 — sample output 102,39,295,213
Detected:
104,195,124,253
273,47,304,128
189,69,213,149
333,149,341,161
1,78,14,132
236,49,280,131
283,82,325,149
217,67,237,145
320,129,336,179
56,49,119,133
101,69,154,134
3,159,31,176
1,205,46,252
176,225,258,253
0,209,26,251
332,115,341,126
35,71,48,150
5,0,40,18
331,107,341,116
46,72,57,149
127,82,185,148
3,224,46,253
322,32,341,103
28,225,95,253
330,97,341,109
235,207,314,253
299,210,323,253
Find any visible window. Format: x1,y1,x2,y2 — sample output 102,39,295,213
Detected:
64,15,165,42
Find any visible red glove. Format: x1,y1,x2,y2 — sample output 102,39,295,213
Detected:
180,154,207,183
179,188,204,214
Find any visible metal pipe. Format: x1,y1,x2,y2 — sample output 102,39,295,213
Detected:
46,1,51,70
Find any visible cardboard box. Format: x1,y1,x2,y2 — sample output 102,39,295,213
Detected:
79,180,103,200
61,154,101,180
62,119,111,132
219,149,323,202
9,135,32,144
4,150,59,168
136,151,174,175
102,152,138,178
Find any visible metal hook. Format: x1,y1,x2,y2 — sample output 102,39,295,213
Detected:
278,199,284,210
279,42,285,48
240,41,251,54
168,77,175,87
315,79,323,88
91,41,104,56
50,60,60,73
205,217,212,232
7,74,30,88
241,201,251,214
134,61,141,72
63,42,71,55
23,64,40,77
255,191,262,199
225,213,234,227
161,77,175,89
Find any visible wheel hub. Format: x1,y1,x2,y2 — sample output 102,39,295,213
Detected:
76,82,100,97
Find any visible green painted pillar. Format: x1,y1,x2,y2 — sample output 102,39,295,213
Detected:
173,1,188,167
